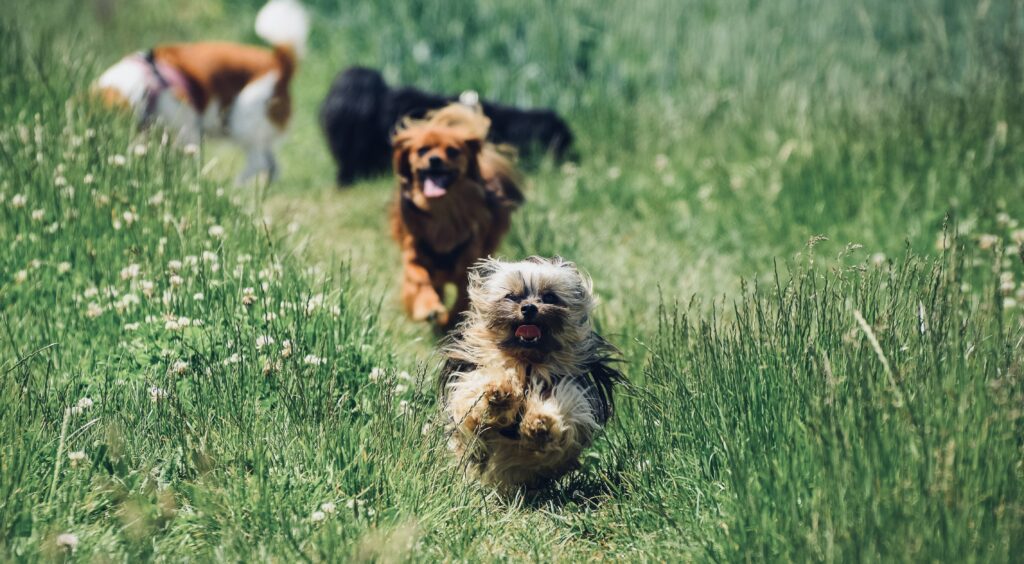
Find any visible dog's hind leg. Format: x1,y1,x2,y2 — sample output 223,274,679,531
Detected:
230,71,285,185
236,147,273,185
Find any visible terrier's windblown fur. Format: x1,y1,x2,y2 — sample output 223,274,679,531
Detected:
93,0,309,184
390,104,524,330
440,257,623,488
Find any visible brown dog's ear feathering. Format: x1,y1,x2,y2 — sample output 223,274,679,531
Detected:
391,130,414,187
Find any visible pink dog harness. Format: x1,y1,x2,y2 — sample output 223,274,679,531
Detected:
127,50,197,123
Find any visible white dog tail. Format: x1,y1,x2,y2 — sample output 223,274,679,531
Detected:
255,0,310,58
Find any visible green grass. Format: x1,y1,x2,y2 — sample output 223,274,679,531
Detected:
2,0,1023,560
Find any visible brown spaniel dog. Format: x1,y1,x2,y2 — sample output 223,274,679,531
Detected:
390,104,524,330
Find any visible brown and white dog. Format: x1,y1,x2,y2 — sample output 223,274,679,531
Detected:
93,0,308,184
390,104,525,331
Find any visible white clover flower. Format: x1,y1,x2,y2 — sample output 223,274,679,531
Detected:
30,208,44,221
10,194,26,208
77,397,94,410
109,154,127,166
139,280,155,298
223,353,241,366
57,262,72,274
241,287,257,306
280,339,293,358
148,191,164,206
412,40,431,63
124,322,141,331
369,367,384,382
256,335,275,350
83,173,94,185
393,384,409,395
83,287,99,298
184,255,199,267
165,319,181,331
112,218,123,231
329,305,341,317
29,259,42,270
310,510,327,523
263,311,278,322
398,371,413,381
607,166,622,180
183,144,199,156
67,451,87,465
132,144,147,156
979,234,999,250
169,274,184,287
193,292,204,301
237,254,252,264
14,270,28,284
398,400,411,416
303,354,324,366
1012,229,1024,245
320,502,336,514
122,210,137,226
305,294,325,313
86,302,103,318
149,386,168,402
56,533,79,553
120,263,141,280
167,260,183,272
170,360,189,375
421,422,432,436
654,153,670,172
208,225,225,238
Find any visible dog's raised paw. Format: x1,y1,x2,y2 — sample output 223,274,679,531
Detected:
481,382,522,427
520,412,561,448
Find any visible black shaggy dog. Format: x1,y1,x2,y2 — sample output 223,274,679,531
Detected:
319,66,574,186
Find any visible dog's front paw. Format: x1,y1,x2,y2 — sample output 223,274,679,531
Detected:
480,380,523,428
520,411,563,450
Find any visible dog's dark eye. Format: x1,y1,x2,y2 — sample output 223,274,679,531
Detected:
505,293,522,302
445,147,461,159
417,147,430,157
541,292,560,305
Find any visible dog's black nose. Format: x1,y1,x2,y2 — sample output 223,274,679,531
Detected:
521,304,538,320
429,156,443,168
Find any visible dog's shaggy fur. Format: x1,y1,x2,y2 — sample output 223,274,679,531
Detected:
93,0,309,184
390,105,524,331
440,257,623,488
319,66,574,186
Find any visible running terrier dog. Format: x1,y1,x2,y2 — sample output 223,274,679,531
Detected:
440,256,624,489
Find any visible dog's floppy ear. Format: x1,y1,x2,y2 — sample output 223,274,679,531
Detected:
464,136,483,179
391,130,414,187
467,256,502,292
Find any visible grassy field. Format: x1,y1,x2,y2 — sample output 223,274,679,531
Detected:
2,0,1023,560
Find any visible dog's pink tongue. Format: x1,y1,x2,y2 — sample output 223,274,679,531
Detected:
515,325,541,339
423,178,447,198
